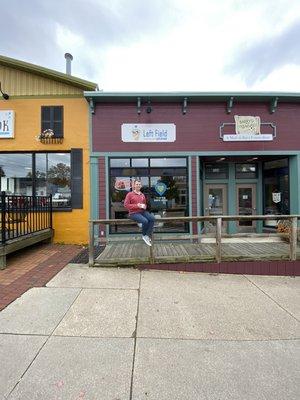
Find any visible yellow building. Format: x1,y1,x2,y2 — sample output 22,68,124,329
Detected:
0,54,98,244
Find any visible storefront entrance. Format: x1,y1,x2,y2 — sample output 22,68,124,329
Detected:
236,184,256,232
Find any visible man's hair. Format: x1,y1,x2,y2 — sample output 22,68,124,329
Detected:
132,179,141,185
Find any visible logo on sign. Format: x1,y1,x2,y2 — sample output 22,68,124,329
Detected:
131,126,141,141
234,115,261,135
155,182,167,196
272,192,281,203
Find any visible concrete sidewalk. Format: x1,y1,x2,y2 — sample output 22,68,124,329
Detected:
0,265,299,399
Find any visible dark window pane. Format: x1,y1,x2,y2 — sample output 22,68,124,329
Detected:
53,122,63,137
110,168,148,177
53,106,63,121
42,121,51,130
264,159,288,170
150,168,187,176
71,149,83,209
205,163,228,179
41,107,50,121
41,106,63,138
263,159,289,227
236,164,257,179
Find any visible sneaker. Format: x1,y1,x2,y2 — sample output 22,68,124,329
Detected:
142,235,152,246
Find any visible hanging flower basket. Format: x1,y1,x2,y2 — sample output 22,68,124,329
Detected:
35,129,63,144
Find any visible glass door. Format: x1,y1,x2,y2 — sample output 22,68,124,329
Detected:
236,184,256,232
204,184,227,233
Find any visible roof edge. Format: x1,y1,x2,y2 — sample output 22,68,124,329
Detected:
0,54,98,91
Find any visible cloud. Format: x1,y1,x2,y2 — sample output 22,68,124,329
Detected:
224,19,300,85
0,0,180,80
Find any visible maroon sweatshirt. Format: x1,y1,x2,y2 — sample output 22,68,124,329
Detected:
124,191,147,214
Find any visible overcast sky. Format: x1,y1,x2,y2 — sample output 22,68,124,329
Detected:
1,0,300,92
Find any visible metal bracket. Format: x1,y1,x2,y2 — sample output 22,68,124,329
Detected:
226,96,234,114
270,97,279,114
89,98,95,114
137,97,141,115
182,97,187,115
219,122,276,140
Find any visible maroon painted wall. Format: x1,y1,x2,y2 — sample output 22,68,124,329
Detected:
138,260,300,276
98,157,106,219
92,102,300,152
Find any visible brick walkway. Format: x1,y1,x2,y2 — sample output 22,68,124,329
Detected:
0,243,82,311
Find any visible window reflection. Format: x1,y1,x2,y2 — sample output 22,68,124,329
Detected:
36,153,71,208
0,154,32,195
150,158,187,167
0,153,71,208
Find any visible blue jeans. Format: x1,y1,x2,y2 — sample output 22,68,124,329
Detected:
129,211,155,236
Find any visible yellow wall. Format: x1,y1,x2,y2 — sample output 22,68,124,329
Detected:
0,97,90,244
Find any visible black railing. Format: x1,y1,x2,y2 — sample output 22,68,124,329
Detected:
0,192,52,244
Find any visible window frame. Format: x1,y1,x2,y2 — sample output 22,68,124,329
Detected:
41,106,64,138
108,156,189,234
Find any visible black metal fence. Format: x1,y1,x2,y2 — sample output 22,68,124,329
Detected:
0,192,52,244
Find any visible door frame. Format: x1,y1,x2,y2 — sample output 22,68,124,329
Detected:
203,183,228,233
236,183,257,232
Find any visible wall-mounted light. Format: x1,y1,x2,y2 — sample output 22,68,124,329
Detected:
146,99,152,114
182,97,187,115
0,82,9,100
137,97,141,115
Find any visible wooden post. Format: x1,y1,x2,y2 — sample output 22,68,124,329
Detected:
290,217,297,261
216,217,222,263
89,221,95,267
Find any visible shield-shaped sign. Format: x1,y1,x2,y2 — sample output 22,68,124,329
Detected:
155,182,167,196
272,192,281,203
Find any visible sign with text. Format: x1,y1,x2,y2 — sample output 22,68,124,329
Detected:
122,124,176,142
221,115,274,141
0,110,14,138
235,115,261,135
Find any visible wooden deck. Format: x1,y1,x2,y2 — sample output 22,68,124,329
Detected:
94,239,300,267
0,228,53,269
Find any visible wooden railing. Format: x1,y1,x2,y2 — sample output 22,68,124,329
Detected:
89,215,300,267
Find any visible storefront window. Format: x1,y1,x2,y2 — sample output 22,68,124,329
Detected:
109,157,188,233
263,158,289,227
0,154,33,195
36,153,71,208
110,158,130,167
150,158,187,167
0,153,71,208
236,164,257,179
132,158,148,167
204,163,228,179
